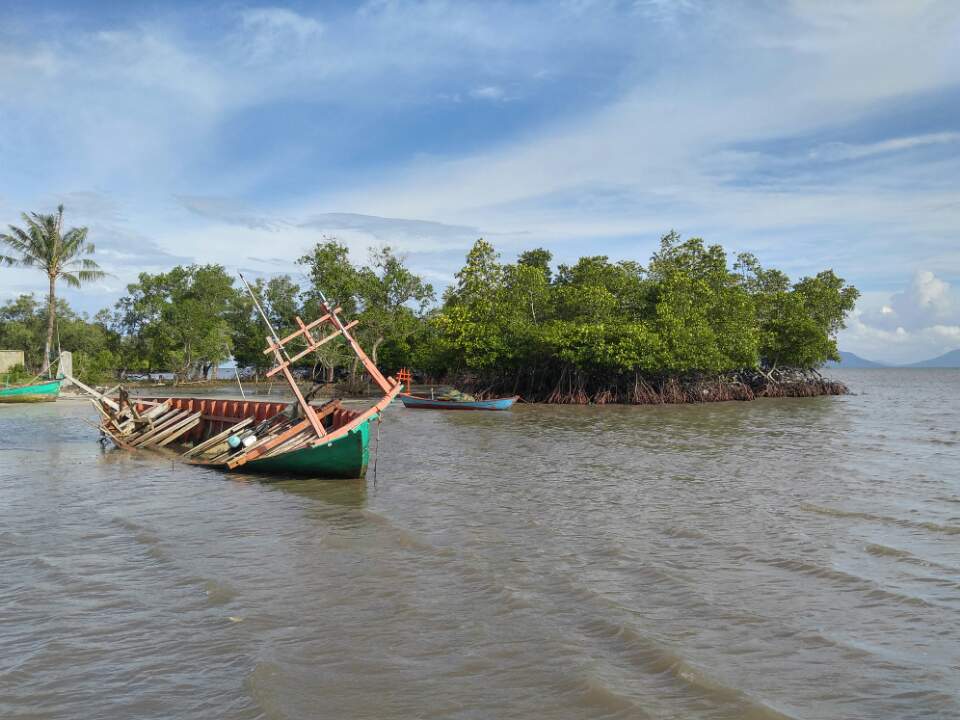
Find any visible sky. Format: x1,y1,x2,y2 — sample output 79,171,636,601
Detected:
0,0,958,364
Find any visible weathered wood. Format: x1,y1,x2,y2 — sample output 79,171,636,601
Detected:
200,414,298,464
259,433,313,458
317,300,396,394
226,419,311,469
141,411,202,447
155,415,202,447
65,374,120,411
181,417,254,458
91,400,126,437
265,320,359,378
129,410,192,446
262,307,342,354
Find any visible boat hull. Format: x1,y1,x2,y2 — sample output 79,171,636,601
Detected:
129,396,378,480
243,416,372,478
399,393,518,411
0,379,61,403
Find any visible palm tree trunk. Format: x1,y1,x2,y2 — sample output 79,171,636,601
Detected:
43,274,56,376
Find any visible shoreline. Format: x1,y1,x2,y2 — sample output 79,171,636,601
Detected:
61,371,849,406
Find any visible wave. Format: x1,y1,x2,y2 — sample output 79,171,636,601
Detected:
801,504,960,535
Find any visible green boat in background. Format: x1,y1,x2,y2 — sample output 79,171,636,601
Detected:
0,379,61,403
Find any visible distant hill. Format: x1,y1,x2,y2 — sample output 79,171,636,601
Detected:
824,351,887,368
902,349,960,368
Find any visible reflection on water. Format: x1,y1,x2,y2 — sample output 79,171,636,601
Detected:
1,369,959,719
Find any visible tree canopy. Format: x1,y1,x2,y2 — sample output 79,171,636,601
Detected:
0,205,105,372
424,233,858,392
0,230,857,400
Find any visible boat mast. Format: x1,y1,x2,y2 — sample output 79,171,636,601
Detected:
238,272,326,438
313,287,395,395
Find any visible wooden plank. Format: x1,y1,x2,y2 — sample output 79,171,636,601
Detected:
142,401,172,421
156,415,202,447
226,419,311,469
129,410,192,446
128,405,179,434
262,307,342,354
65,374,120,411
259,433,313,458
264,320,359,378
124,409,184,444
91,400,127,437
316,302,395,394
201,415,298,464
182,417,253,458
141,411,201,447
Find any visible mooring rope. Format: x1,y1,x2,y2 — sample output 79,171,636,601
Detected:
372,414,382,488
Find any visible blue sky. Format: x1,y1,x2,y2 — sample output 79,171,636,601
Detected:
0,0,958,363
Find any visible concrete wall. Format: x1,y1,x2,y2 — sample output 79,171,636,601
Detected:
0,350,26,373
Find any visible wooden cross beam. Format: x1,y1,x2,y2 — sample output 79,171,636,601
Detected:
264,319,359,379
317,301,397,395
262,307,343,355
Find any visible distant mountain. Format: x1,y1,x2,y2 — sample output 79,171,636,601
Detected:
824,351,887,368
902,349,960,368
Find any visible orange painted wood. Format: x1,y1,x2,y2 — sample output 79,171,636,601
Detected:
262,307,342,354
265,320,359,378
226,418,310,469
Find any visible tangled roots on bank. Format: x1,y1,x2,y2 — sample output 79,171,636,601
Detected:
455,367,848,405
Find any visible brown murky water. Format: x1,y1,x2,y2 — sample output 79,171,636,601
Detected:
1,369,958,719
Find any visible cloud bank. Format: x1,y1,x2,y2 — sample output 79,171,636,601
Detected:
0,1,957,361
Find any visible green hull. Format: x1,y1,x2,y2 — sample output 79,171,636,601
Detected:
0,379,61,403
241,415,373,479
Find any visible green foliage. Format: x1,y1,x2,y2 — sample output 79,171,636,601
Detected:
1,205,106,371
1,226,856,391
423,233,857,383
1,363,29,385
517,247,553,283
228,275,302,376
298,242,435,374
115,265,237,380
0,293,120,381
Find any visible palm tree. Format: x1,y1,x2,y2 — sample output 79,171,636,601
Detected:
0,205,106,375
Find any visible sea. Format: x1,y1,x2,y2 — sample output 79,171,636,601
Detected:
1,369,957,719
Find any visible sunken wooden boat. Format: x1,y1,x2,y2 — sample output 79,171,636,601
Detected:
0,378,61,403
398,393,518,411
85,288,401,479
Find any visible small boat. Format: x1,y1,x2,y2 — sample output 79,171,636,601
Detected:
81,280,401,479
105,395,381,478
0,378,61,403
399,393,518,411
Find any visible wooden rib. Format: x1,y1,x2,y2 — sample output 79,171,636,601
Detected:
201,415,299,464
226,419,311,469
92,400,126,437
230,400,339,458
155,415,202,447
129,410,192,446
262,307,342,354
259,433,314,458
128,406,179,435
143,412,202,448
181,417,253,458
125,409,185,445
140,401,171,420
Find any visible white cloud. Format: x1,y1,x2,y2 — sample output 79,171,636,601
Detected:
861,270,957,331
841,271,960,363
470,85,506,101
1,0,959,352
807,132,960,162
